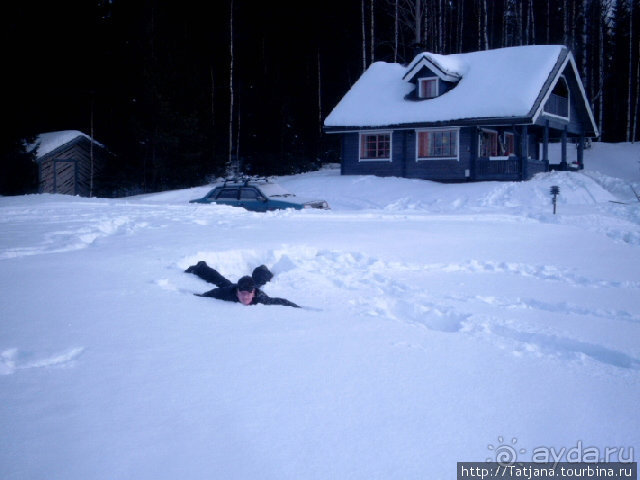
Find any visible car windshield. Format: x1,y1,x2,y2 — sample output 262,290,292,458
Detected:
257,183,295,198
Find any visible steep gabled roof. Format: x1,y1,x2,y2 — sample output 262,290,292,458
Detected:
324,45,597,136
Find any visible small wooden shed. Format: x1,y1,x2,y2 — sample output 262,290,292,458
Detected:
32,130,108,196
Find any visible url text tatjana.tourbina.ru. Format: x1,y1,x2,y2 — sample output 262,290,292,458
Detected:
457,462,637,480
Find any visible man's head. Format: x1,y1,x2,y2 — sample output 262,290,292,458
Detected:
236,276,256,305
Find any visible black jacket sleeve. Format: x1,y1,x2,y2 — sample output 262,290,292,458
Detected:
253,290,300,308
196,286,239,302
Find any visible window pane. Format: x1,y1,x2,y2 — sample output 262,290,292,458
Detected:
240,188,259,199
217,188,238,199
480,131,498,157
361,133,391,159
504,133,515,155
418,130,457,158
420,78,437,98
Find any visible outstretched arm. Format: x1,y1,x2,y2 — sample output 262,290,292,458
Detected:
195,286,238,303
255,291,300,308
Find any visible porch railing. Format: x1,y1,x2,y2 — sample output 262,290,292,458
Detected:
476,158,520,178
475,158,548,180
544,93,569,117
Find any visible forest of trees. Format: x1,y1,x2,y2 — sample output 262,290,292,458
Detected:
2,0,639,196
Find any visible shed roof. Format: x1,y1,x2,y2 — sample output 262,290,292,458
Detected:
324,45,595,132
28,130,104,159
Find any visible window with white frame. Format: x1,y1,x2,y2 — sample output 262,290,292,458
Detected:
360,132,391,160
418,78,438,99
479,129,498,157
416,129,458,160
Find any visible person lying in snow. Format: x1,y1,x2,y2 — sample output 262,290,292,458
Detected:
185,261,300,308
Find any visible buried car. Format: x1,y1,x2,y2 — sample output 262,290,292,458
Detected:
189,178,330,212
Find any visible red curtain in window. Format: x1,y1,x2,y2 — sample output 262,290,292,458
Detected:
505,133,515,155
418,131,429,157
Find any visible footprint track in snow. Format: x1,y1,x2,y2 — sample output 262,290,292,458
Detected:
176,247,639,369
0,347,85,375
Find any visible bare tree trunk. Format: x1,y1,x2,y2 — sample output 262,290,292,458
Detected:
362,0,367,72
547,0,551,43
210,66,215,130
236,93,241,172
318,50,323,136
598,0,605,137
503,0,509,47
415,0,423,46
563,0,569,45
581,0,588,80
228,0,235,176
89,95,94,198
524,0,530,45
477,0,482,49
571,0,577,51
516,0,523,45
458,0,464,52
483,0,489,49
440,0,445,52
634,35,640,142
210,65,216,163
371,0,375,64
425,0,431,51
395,0,399,61
528,0,535,45
391,0,424,52
627,0,634,141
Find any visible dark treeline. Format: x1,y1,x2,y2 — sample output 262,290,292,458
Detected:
2,0,639,196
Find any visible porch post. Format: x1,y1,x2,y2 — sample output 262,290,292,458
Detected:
470,127,478,180
577,130,585,170
543,120,549,163
560,126,568,170
521,125,529,180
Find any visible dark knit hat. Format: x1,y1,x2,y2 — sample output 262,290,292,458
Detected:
237,276,255,292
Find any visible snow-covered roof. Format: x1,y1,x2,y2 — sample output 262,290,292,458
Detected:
324,45,569,128
28,130,103,159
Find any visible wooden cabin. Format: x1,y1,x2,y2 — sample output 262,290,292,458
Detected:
32,131,108,196
324,45,598,182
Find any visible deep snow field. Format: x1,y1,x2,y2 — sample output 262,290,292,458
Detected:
1,142,639,479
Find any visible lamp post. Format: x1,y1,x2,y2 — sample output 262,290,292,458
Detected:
550,186,560,214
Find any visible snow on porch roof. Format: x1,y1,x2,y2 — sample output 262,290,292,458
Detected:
28,130,104,159
324,45,567,128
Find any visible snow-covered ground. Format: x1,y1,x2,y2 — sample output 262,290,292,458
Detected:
1,142,639,479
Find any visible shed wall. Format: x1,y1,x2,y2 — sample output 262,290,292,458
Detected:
38,137,104,196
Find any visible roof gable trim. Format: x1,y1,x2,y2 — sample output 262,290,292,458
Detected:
403,54,461,83
531,52,599,137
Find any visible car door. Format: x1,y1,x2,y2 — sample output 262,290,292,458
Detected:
239,187,268,212
214,187,240,207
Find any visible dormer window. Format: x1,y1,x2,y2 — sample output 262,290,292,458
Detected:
418,77,438,99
